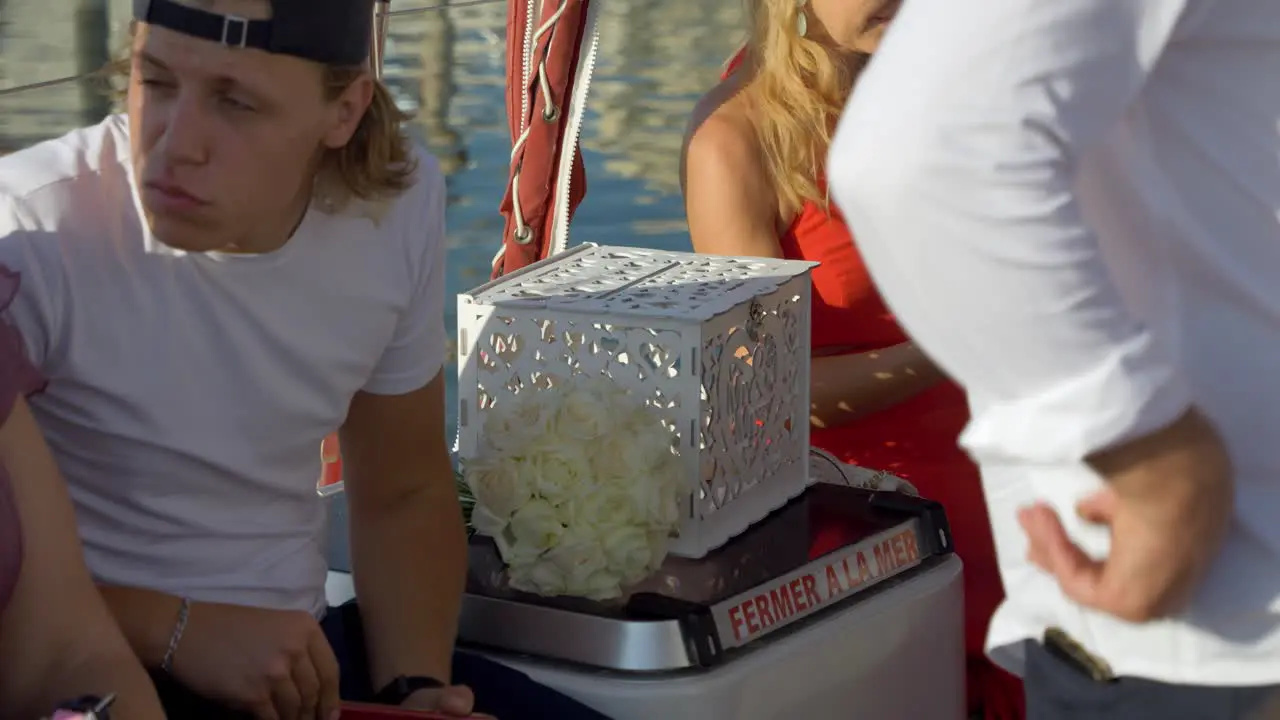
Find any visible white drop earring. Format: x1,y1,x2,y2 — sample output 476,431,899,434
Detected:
796,0,808,37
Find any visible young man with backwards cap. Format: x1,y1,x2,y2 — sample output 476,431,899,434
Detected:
0,0,609,717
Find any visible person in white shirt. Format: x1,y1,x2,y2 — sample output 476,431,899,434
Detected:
828,0,1280,717
0,0,608,718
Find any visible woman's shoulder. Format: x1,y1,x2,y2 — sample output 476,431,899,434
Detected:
683,77,763,190
682,75,784,253
687,69,755,148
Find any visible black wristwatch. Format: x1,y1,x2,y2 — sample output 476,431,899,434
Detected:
371,675,444,705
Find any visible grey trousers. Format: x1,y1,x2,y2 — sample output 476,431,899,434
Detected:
1024,640,1280,719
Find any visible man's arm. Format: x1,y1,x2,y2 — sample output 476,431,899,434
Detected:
342,152,465,691
341,375,466,688
828,0,1208,462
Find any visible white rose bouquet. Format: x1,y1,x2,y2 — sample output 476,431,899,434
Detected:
464,376,684,600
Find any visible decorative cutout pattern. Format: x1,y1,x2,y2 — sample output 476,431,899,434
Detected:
457,244,817,557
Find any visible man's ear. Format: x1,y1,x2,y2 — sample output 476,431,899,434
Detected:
323,73,375,149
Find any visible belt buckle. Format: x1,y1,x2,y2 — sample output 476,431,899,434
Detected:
1043,627,1116,683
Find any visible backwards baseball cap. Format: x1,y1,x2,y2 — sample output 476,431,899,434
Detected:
132,0,375,66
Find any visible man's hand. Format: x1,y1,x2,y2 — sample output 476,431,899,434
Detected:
171,601,341,720
1020,408,1234,623
401,686,477,716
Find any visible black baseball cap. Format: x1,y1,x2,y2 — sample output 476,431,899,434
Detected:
132,0,375,66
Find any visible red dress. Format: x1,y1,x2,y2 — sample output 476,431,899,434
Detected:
719,57,1024,719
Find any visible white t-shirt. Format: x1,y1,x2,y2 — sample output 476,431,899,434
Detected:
830,0,1280,685
0,114,447,615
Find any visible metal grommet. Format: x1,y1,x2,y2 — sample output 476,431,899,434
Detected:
542,105,560,122
514,226,534,245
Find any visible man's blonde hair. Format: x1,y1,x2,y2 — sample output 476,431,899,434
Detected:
319,65,417,206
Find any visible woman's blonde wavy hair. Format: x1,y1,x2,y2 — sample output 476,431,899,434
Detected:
111,21,415,208
742,0,867,220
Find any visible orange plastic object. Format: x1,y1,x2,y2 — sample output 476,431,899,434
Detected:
320,432,343,488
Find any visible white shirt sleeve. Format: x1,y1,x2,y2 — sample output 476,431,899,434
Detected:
361,152,449,396
828,0,1210,463
0,195,65,373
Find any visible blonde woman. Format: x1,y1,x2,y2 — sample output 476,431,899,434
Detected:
681,0,1023,717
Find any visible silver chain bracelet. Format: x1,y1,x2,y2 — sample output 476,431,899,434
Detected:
160,597,191,673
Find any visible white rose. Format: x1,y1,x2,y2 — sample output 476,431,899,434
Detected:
551,494,581,526
474,503,544,568
492,526,545,567
507,499,564,552
637,486,680,529
606,452,683,531
645,453,686,529
509,558,567,596
480,406,533,457
513,392,562,438
592,430,663,485
545,530,621,600
568,484,639,532
465,457,532,521
554,386,616,441
600,524,658,586
481,392,558,456
470,502,510,538
525,447,592,506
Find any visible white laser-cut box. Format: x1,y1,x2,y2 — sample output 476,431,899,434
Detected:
456,244,817,558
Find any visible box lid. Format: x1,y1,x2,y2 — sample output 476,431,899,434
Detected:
461,244,817,321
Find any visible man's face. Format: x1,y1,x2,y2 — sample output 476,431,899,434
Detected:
127,1,366,253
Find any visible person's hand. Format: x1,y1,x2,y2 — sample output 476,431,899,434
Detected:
170,601,342,720
1019,408,1234,623
400,685,478,716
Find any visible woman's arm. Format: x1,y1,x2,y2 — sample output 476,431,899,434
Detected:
683,102,945,428
0,398,165,720
810,342,946,429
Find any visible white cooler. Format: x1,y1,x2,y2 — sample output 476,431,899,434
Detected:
479,555,964,720
326,556,964,720
325,486,967,720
